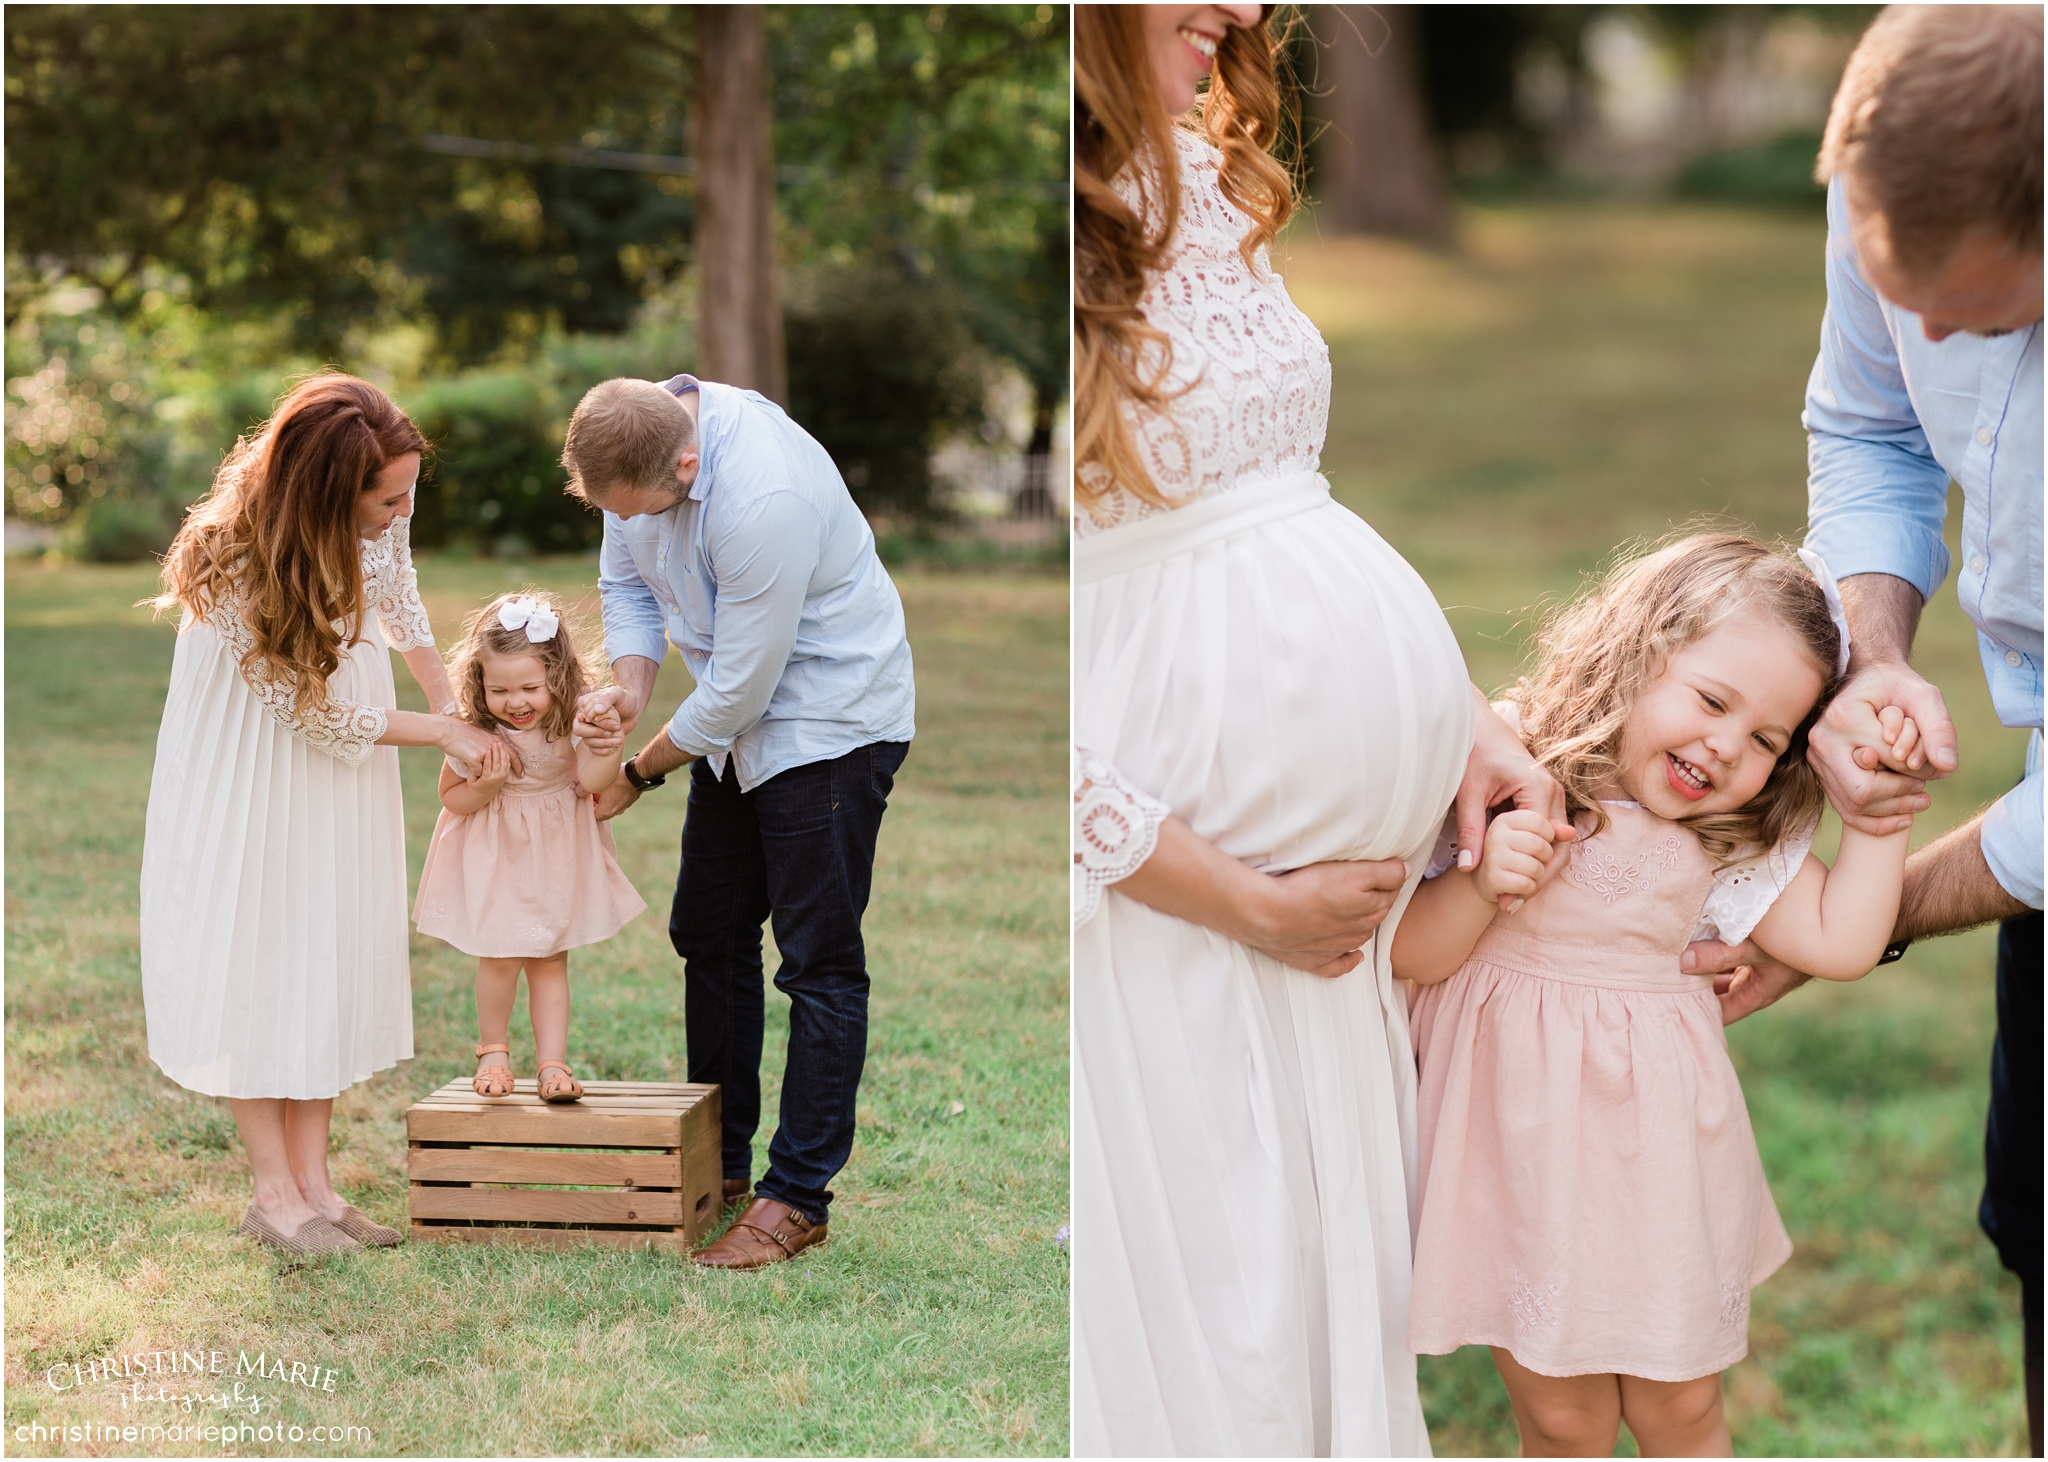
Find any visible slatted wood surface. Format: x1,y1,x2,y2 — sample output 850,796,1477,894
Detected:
406,1078,721,1250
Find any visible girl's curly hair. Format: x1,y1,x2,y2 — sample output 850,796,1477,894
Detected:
1075,5,1302,509
1505,533,1846,865
446,590,601,741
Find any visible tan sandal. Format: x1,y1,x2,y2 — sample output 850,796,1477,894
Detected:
535,1060,584,1103
472,1043,515,1098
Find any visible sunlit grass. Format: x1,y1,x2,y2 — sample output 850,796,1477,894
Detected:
3,557,1068,1457
1283,202,2031,1458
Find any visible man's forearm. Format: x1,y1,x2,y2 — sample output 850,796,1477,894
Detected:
630,722,695,779
1839,572,1924,667
609,655,660,729
1894,812,2030,943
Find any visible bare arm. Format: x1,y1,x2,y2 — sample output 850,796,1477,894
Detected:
399,644,457,714
1747,823,1912,980
574,737,623,796
591,721,696,822
1114,816,1410,979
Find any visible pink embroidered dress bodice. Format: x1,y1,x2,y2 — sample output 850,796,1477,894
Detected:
1479,803,1726,990
1075,126,1333,537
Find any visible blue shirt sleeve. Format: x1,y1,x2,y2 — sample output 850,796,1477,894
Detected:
1803,178,1954,599
1980,734,2044,910
665,490,826,757
598,513,669,667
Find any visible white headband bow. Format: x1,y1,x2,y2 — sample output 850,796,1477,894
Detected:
1796,548,1853,678
497,596,560,643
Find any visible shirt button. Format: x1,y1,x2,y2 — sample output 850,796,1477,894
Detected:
1977,427,1993,447
2007,650,2024,668
1971,556,1986,575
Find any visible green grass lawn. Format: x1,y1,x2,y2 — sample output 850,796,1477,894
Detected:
3,558,1068,1457
1284,202,2033,1457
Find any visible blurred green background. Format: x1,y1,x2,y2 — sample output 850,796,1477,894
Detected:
1280,201,2032,1457
5,5,1069,560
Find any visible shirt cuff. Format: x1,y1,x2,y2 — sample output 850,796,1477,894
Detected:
664,698,730,760
1979,740,2043,910
604,628,670,667
1804,511,1953,604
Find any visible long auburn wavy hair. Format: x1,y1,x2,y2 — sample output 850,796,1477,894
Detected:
1506,533,1845,865
153,374,427,717
1075,6,1300,508
446,590,597,741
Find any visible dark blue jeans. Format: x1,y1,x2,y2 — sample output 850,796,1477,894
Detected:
669,741,907,1227
1980,911,2042,1454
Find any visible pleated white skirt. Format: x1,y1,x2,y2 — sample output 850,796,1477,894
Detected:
1073,473,1473,1458
141,615,413,1099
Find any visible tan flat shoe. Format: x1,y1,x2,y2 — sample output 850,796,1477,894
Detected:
240,1203,357,1255
331,1205,403,1247
472,1042,515,1098
535,1060,583,1103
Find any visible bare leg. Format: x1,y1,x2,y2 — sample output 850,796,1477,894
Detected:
1492,1347,1623,1457
475,956,523,1083
526,953,572,1067
1618,1371,1730,1457
228,1098,324,1236
283,1098,347,1222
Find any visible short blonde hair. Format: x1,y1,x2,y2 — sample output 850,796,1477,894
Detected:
1817,5,2043,276
561,378,697,503
1507,533,1844,865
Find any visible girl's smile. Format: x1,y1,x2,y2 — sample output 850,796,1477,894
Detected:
479,650,552,731
1612,608,1825,820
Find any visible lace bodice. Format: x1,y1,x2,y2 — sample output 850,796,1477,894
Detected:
446,725,584,797
203,516,437,766
1073,745,1171,927
1077,128,1332,536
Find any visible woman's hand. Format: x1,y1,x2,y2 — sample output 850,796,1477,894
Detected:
1454,685,1565,873
1245,857,1413,977
438,716,521,777
467,739,513,797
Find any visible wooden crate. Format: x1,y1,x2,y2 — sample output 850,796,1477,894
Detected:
406,1079,721,1252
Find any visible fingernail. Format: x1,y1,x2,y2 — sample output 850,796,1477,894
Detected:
1681,949,1697,972
1506,898,1525,914
1457,850,1475,871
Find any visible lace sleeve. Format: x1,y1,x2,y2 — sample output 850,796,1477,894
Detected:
1073,745,1171,929
210,580,387,766
1690,816,1821,946
363,515,436,651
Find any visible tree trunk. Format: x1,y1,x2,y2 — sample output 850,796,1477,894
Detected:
692,5,785,403
1310,5,1452,240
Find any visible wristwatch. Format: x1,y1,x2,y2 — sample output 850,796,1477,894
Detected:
1877,938,1911,965
622,756,666,792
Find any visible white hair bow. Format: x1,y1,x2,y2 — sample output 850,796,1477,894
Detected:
497,596,560,643
1796,548,1853,678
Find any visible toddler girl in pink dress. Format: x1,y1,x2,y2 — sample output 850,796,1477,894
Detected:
1391,534,1918,1456
414,591,646,1102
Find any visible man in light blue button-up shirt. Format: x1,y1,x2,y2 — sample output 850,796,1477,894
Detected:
565,373,915,1269
1688,8,2042,1443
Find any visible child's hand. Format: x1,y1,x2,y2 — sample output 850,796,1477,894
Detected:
1473,809,1570,913
1876,705,1926,774
468,738,513,796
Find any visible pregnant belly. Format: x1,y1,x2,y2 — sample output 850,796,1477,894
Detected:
1076,498,1473,871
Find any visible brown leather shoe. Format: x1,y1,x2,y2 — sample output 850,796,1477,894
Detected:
691,1196,827,1270
722,1177,752,1211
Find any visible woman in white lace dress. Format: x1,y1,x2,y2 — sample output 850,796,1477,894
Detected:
142,374,511,1254
1072,10,1563,1454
